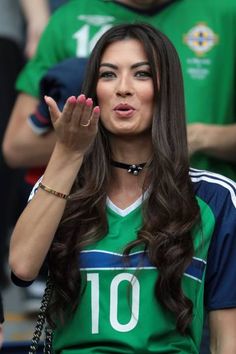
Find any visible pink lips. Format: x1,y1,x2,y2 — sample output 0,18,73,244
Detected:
113,103,135,118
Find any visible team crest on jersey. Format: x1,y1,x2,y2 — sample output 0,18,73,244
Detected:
78,15,115,26
183,23,218,56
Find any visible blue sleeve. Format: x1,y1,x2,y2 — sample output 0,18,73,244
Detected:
190,169,236,311
204,182,236,310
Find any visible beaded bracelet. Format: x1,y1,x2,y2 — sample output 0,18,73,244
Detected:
39,182,69,200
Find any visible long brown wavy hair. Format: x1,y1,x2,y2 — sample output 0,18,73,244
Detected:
47,23,200,334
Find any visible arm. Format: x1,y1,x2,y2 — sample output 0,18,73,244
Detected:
20,0,50,58
209,308,236,354
187,123,236,162
9,95,100,280
2,93,56,168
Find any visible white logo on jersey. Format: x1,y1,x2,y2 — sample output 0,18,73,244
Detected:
184,23,218,56
78,15,115,26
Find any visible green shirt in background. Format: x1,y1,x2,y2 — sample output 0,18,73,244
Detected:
16,0,236,180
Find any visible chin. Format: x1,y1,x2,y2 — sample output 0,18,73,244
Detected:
110,128,151,139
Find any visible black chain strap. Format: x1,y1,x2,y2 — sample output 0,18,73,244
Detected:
28,276,53,354
44,327,53,354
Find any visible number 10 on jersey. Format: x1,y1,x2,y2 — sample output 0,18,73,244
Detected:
87,272,140,333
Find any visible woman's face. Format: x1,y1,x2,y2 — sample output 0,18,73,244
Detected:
96,39,154,138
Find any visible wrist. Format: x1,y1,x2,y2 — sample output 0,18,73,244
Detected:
200,124,220,153
41,144,84,196
43,143,84,183
198,123,209,152
54,142,85,163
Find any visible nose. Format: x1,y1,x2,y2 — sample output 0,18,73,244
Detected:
116,75,134,97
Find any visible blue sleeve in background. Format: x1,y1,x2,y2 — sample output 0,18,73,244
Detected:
28,57,88,135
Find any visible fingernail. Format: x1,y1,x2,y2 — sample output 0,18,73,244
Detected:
94,106,100,114
86,98,93,107
68,96,76,103
77,94,86,103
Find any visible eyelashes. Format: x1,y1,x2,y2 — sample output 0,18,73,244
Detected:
99,71,115,79
98,70,152,79
135,71,152,78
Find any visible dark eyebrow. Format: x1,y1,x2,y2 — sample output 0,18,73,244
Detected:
99,63,117,69
131,61,150,69
99,61,150,70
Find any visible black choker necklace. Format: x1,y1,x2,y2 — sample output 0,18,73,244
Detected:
110,160,146,176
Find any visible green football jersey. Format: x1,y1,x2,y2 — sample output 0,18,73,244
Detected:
16,0,236,179
52,196,212,353
25,169,236,353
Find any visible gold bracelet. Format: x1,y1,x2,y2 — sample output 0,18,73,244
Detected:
39,182,69,200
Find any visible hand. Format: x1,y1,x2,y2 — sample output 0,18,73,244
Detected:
44,95,100,157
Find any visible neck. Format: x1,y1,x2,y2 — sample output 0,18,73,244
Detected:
106,133,152,201
109,133,152,164
108,166,146,202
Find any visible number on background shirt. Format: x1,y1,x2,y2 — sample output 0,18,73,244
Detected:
73,24,113,57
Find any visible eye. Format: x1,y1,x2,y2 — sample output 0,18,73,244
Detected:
135,70,152,79
99,71,116,79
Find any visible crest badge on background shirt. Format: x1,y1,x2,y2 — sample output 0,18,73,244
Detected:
183,23,218,56
183,23,218,80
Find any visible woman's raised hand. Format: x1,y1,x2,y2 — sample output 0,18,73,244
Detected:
44,94,100,156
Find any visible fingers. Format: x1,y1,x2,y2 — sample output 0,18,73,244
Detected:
44,95,61,124
74,95,93,127
80,97,93,126
70,94,99,128
63,96,77,122
45,94,100,130
90,106,100,128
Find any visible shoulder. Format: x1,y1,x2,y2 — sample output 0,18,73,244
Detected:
190,168,236,216
211,0,236,15
203,0,236,10
199,167,236,310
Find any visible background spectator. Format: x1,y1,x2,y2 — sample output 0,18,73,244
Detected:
0,294,4,348
0,0,50,290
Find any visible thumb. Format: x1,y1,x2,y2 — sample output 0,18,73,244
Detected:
44,95,61,124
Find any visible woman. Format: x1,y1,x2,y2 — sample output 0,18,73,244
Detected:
9,23,236,353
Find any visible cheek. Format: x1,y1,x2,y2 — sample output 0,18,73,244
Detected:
96,85,109,125
96,86,102,105
139,81,154,102
96,83,111,105
140,89,154,108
